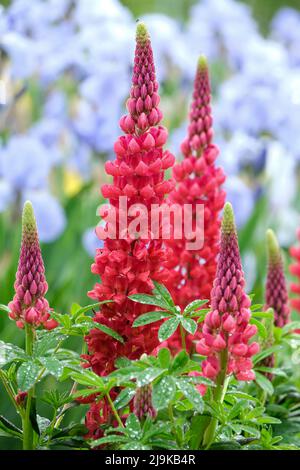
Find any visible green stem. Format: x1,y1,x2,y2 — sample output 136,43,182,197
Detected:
202,348,229,449
106,393,124,428
180,324,186,351
168,403,180,447
23,324,35,450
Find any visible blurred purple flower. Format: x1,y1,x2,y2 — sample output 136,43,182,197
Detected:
225,176,255,228
82,227,104,257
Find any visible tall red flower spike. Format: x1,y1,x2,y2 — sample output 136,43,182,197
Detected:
84,22,174,377
8,201,57,330
265,230,290,327
196,203,259,382
289,228,300,317
165,56,226,310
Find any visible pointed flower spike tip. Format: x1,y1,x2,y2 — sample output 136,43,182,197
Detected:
22,200,38,244
266,229,281,265
136,21,149,44
197,54,208,72
221,202,236,236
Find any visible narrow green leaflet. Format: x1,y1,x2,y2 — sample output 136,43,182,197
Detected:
158,317,180,342
91,435,127,447
17,360,41,391
39,357,64,379
152,376,176,410
175,378,204,413
133,311,171,327
0,416,22,439
158,348,171,369
181,317,197,335
250,317,267,340
129,293,170,310
0,304,10,313
114,388,136,410
93,323,124,343
125,414,142,439
153,281,175,308
69,370,105,389
255,372,274,395
253,345,281,365
136,367,165,387
169,350,189,374
34,331,66,357
0,341,27,368
183,299,209,315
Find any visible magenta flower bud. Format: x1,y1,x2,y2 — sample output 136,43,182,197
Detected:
7,201,57,330
197,203,258,383
265,230,290,327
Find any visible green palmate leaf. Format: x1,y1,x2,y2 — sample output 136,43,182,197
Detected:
256,416,281,424
0,416,22,439
170,350,189,374
158,317,180,342
136,367,165,387
93,323,124,343
69,370,105,389
282,321,300,335
121,442,150,450
255,366,287,378
250,317,267,340
91,435,127,447
114,357,132,368
39,357,64,379
175,378,204,413
153,281,175,308
70,303,81,315
0,304,10,313
180,317,197,335
17,360,41,391
196,310,211,321
252,311,274,319
133,311,171,327
0,341,27,368
253,345,281,365
34,331,66,357
183,299,209,315
125,413,142,438
255,372,274,395
158,348,171,369
250,304,264,312
114,388,136,410
152,376,176,410
129,293,170,310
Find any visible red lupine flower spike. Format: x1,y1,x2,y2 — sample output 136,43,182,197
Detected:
289,228,300,316
133,384,157,421
197,202,258,383
164,57,225,353
265,229,290,327
181,55,213,157
8,201,57,330
84,23,175,436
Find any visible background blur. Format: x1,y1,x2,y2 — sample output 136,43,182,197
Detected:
1,0,300,448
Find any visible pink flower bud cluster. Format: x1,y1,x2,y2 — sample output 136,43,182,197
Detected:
265,230,290,328
120,22,162,135
133,384,157,420
196,203,259,382
289,228,300,318
84,23,175,382
8,202,57,330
